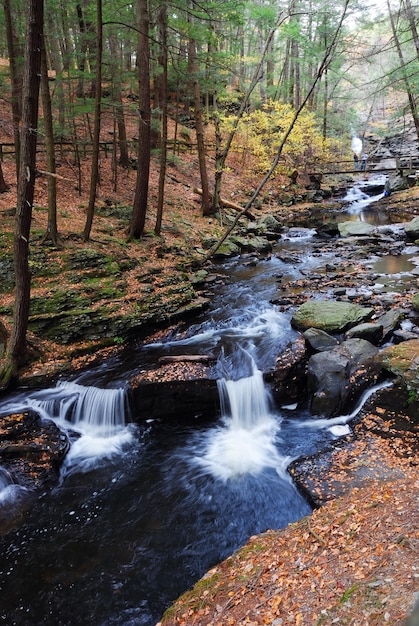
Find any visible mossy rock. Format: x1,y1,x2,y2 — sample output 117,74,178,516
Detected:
0,254,15,291
65,248,115,271
412,293,419,312
30,289,91,315
292,300,374,333
376,339,419,391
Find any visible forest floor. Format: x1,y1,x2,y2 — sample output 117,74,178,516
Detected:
0,115,419,625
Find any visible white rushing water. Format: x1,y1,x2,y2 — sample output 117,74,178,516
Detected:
0,380,134,482
194,358,291,481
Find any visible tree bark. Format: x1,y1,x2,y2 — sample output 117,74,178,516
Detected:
1,0,44,389
109,33,130,167
83,0,103,242
155,2,168,235
188,7,210,217
387,0,419,143
40,41,60,246
0,161,7,193
129,0,151,239
3,0,23,180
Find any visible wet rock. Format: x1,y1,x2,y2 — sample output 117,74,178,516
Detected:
270,336,308,403
0,410,69,490
345,322,383,345
375,308,404,341
289,384,417,506
412,294,419,311
291,300,374,333
303,328,339,352
256,214,283,234
376,339,419,391
338,221,376,237
405,217,419,240
212,239,240,258
307,339,380,417
393,329,419,343
247,236,272,253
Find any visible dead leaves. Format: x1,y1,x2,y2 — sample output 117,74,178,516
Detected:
160,471,419,626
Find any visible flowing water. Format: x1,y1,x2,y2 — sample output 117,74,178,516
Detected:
0,176,414,625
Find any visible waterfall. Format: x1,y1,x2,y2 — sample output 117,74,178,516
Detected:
26,380,129,437
195,358,291,481
217,361,272,430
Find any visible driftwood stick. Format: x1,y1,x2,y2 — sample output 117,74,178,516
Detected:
158,354,215,364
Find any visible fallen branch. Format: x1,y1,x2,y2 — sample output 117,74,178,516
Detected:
37,169,72,182
158,354,216,364
193,187,256,220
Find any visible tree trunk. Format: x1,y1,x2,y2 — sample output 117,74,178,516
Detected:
83,0,102,242
3,0,23,180
109,33,130,167
1,0,44,389
387,0,419,142
129,0,151,239
0,161,7,193
40,42,60,246
155,2,168,235
188,10,210,217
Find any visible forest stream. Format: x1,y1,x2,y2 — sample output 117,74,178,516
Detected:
0,175,416,626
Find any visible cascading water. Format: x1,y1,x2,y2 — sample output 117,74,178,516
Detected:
195,356,290,481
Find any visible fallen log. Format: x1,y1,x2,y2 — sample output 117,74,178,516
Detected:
193,187,256,220
158,354,216,364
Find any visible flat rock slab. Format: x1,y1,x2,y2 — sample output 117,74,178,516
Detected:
289,386,418,507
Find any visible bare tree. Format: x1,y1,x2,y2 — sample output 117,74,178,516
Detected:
83,0,103,242
0,0,44,389
40,41,60,246
129,0,151,239
3,0,23,179
387,0,419,142
155,1,168,235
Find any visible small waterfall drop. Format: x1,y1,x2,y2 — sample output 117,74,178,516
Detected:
2,380,133,477
25,380,129,437
195,358,290,481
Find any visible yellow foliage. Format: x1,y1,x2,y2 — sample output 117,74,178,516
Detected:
221,100,338,177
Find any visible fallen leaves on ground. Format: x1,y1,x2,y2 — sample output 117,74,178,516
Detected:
158,467,419,626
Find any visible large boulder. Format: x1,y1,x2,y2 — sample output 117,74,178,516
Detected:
405,216,419,240
270,336,308,403
307,338,380,417
375,309,404,341
338,221,376,237
291,300,374,333
256,214,283,234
